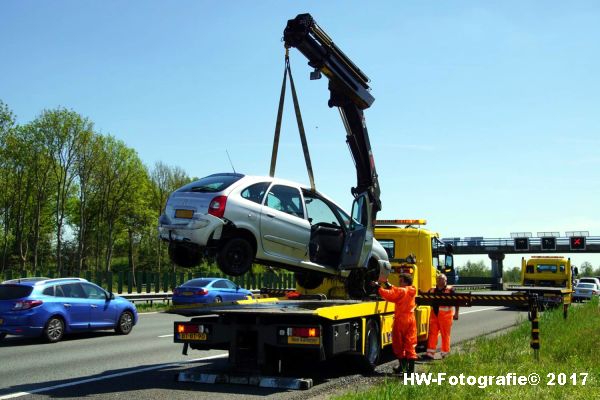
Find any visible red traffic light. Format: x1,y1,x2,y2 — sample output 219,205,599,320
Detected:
570,236,586,250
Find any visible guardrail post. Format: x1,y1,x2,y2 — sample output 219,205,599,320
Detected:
135,271,142,293
107,271,113,293
162,272,168,292
171,272,176,291
127,271,133,294
154,272,160,293
118,271,123,293
85,271,91,282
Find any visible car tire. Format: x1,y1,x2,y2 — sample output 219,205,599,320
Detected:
214,296,223,303
217,238,253,276
363,319,381,372
0,332,6,341
43,316,65,343
295,271,325,290
115,311,134,335
168,242,202,268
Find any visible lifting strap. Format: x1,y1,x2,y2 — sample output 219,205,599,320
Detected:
269,50,316,191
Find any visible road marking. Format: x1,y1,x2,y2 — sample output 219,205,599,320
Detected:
158,334,174,338
0,353,228,400
460,306,505,315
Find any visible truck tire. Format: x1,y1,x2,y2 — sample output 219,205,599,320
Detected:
217,238,253,276
363,319,381,371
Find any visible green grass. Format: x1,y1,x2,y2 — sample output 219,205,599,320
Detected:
335,299,600,400
134,302,171,313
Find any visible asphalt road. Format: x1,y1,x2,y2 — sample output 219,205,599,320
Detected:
0,305,528,400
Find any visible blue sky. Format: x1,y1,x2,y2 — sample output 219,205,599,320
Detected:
1,1,599,269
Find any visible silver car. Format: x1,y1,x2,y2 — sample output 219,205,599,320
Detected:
573,283,599,302
158,173,390,283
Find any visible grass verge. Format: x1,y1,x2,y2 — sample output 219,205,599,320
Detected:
335,298,600,400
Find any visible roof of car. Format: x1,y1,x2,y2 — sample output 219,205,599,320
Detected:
1,277,89,286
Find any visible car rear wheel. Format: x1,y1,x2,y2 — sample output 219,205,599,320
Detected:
115,311,134,335
0,333,6,341
43,317,65,343
217,238,253,276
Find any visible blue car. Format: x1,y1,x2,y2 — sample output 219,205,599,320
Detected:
0,277,138,343
172,277,253,305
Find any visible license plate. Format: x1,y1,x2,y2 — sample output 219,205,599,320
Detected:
179,332,207,341
182,291,193,296
175,209,194,219
0,318,3,325
287,336,320,345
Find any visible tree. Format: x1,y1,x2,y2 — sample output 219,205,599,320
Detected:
579,261,593,277
37,108,92,274
458,260,491,277
0,101,17,272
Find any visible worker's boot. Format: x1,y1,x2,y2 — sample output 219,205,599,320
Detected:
393,359,405,374
406,359,415,374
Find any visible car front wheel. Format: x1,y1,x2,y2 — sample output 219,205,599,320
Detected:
115,311,134,335
217,238,254,276
44,317,65,343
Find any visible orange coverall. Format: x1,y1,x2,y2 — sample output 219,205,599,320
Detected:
427,286,456,357
378,285,417,360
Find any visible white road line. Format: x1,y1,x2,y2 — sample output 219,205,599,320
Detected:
158,334,174,338
459,306,505,315
0,353,228,400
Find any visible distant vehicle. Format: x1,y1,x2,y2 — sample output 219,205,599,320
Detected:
0,277,138,343
573,283,600,302
158,173,390,283
172,278,253,305
578,277,600,287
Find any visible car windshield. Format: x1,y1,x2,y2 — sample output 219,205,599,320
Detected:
176,174,243,193
182,279,213,287
0,284,34,300
577,283,595,289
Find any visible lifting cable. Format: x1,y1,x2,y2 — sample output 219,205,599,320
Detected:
269,48,316,191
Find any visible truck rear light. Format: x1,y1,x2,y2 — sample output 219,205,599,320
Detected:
177,324,198,334
208,196,227,218
13,300,43,311
288,327,320,337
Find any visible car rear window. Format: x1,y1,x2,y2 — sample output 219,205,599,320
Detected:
0,285,33,300
183,279,213,287
177,174,244,193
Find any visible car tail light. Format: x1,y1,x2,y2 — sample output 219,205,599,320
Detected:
208,196,227,218
195,289,208,296
173,288,180,296
12,300,43,311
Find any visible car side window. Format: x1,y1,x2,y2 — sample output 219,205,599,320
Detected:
241,182,270,204
42,286,55,296
224,280,238,289
212,280,228,289
266,185,304,219
303,193,341,226
82,283,107,299
55,285,66,297
61,283,86,298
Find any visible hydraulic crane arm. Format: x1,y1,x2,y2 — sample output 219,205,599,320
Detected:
283,13,381,214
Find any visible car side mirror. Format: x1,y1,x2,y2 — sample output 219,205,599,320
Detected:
106,292,115,300
236,285,240,291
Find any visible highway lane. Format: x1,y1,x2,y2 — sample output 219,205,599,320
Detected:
0,305,528,399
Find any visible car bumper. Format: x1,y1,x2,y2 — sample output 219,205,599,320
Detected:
158,214,225,246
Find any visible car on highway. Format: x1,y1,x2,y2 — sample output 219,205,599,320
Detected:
577,277,600,287
573,282,600,302
158,173,390,284
172,277,253,305
0,277,138,343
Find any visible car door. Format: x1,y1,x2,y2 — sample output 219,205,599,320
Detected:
57,283,90,330
260,184,311,263
211,280,230,301
82,283,116,328
339,193,373,269
224,279,246,300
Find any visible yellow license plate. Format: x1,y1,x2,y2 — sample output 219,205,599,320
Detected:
182,291,194,296
0,318,3,325
180,332,207,341
175,209,194,219
287,336,320,345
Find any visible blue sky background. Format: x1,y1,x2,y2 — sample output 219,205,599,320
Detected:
1,1,599,269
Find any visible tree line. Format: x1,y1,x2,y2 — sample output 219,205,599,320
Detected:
0,100,195,278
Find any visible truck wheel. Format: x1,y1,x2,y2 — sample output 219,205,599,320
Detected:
363,319,381,371
295,271,325,290
168,242,202,268
217,238,253,276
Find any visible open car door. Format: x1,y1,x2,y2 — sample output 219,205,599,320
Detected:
339,193,373,269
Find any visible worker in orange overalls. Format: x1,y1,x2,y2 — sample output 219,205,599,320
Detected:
374,272,417,374
424,273,459,359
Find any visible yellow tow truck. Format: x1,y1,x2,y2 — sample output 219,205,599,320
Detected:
517,256,575,307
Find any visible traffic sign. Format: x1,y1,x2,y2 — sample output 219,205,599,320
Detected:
570,236,586,250
541,237,556,251
514,238,529,251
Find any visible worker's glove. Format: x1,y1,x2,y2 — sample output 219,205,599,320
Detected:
382,281,392,289
453,314,459,321
369,281,380,288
